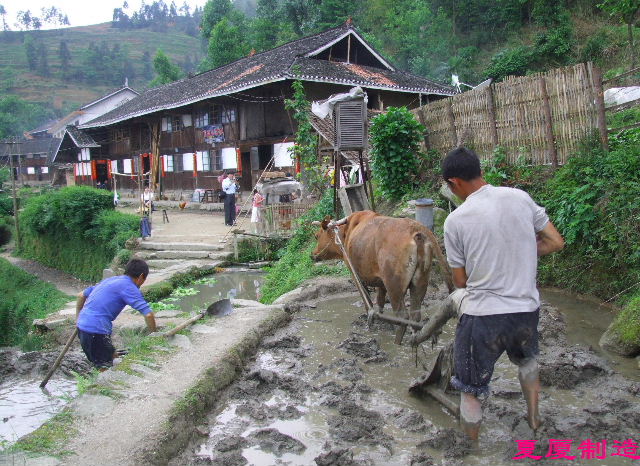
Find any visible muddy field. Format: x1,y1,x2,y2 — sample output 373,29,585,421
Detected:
169,284,640,466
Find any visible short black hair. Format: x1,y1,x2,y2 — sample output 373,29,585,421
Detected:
124,259,149,278
442,147,482,181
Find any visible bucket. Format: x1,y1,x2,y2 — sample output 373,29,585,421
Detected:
415,198,434,231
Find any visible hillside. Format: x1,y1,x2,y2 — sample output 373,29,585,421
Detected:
0,22,203,114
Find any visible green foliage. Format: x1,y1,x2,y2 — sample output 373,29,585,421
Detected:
284,76,325,196
611,293,640,344
149,49,183,87
0,94,54,138
201,0,233,39
19,186,139,281
541,133,640,278
0,257,71,347
201,16,249,71
170,286,199,297
260,191,347,303
236,237,288,262
115,328,172,376
370,106,424,201
607,107,640,130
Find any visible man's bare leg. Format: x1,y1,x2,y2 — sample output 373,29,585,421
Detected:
518,358,541,431
460,392,482,441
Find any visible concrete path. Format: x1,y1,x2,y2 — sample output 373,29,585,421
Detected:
61,304,291,466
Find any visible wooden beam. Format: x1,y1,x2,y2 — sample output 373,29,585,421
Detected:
591,66,609,151
602,66,640,84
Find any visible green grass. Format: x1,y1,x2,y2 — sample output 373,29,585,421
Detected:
114,329,173,376
0,257,71,348
11,410,76,457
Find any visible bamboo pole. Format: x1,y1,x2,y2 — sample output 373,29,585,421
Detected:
445,99,457,148
486,86,499,149
539,77,558,168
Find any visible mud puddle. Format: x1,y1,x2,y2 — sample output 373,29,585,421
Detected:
173,287,640,466
170,270,264,311
0,377,76,446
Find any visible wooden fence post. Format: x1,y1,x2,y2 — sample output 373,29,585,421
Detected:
539,77,558,168
591,66,609,152
445,99,457,148
416,107,431,151
486,86,499,149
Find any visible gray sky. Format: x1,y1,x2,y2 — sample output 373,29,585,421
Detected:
2,0,208,30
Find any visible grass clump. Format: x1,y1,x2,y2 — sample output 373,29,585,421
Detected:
610,293,640,345
11,410,76,457
0,257,71,348
260,192,348,304
114,328,173,376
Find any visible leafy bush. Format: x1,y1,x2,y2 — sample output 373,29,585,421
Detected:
19,186,139,281
370,107,425,201
0,257,71,348
537,133,640,300
484,46,535,81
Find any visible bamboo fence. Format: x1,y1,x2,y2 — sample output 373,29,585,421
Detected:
413,63,606,165
262,202,314,235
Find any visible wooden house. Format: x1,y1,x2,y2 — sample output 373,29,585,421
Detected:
56,21,455,194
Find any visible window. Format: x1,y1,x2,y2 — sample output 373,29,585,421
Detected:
194,111,209,128
26,154,34,159
211,105,236,125
172,116,184,132
41,166,49,174
212,150,223,170
114,128,130,141
162,117,172,132
173,154,184,172
182,153,194,171
27,167,35,174
163,155,174,172
197,151,211,171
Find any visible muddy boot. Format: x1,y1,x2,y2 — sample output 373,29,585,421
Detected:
459,392,482,441
518,358,541,432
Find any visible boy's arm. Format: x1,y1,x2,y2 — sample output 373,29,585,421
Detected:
536,221,564,256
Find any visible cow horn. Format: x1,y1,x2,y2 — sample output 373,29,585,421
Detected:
311,221,321,226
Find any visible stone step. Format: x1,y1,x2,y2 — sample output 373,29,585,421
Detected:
145,255,232,270
135,250,212,260
138,241,223,252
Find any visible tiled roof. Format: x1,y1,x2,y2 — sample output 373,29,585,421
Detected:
81,23,455,129
65,125,100,148
292,58,452,95
0,138,62,162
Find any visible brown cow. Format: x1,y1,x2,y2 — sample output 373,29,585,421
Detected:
312,210,454,344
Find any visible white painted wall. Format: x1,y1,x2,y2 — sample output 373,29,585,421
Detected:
274,142,294,168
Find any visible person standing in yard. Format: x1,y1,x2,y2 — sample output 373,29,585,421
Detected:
251,188,265,234
222,172,238,226
442,147,564,441
75,259,157,370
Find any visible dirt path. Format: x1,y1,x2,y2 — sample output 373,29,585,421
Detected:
1,252,90,296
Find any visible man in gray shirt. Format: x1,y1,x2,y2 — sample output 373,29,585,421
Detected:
442,147,564,440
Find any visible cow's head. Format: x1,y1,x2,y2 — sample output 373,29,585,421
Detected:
311,215,343,261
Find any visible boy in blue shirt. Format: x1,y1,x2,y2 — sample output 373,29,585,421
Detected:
76,259,157,370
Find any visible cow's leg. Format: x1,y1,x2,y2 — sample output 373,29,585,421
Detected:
409,271,430,323
376,286,387,313
388,288,409,345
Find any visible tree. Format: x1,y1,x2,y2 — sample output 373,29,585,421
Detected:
41,6,70,26
0,95,54,139
316,0,361,31
599,0,640,68
149,49,183,86
23,36,38,71
201,0,233,39
37,42,50,77
142,50,154,79
0,4,9,31
58,40,71,78
202,16,249,70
